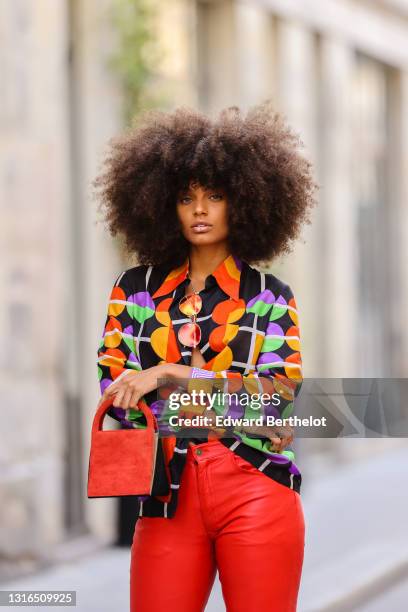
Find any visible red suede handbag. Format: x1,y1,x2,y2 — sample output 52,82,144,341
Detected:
87,397,159,498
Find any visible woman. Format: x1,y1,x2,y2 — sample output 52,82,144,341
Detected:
94,101,317,612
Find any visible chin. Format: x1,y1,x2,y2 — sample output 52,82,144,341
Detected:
190,236,219,246
187,234,217,245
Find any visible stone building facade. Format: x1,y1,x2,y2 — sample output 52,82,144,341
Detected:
1,0,407,574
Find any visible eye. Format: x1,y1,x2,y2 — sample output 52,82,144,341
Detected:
209,193,224,201
178,195,192,204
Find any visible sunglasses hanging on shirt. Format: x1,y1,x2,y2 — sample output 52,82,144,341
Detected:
178,277,203,348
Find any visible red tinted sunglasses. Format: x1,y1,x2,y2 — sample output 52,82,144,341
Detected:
178,292,202,348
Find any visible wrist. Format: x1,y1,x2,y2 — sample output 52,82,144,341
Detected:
159,363,180,379
161,363,193,380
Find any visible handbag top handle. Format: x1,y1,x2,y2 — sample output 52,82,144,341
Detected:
92,397,158,435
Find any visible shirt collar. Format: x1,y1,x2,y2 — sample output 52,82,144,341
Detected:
151,253,243,301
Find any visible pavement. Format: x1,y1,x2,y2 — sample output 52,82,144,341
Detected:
355,577,408,611
1,444,408,611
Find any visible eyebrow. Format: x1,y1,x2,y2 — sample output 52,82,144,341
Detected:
182,185,223,194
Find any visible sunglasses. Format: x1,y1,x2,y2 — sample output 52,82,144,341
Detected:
178,292,203,348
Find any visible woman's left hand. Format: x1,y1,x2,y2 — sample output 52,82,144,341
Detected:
236,422,294,453
267,424,294,452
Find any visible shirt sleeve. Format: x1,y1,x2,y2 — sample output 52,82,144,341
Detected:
97,270,145,428
186,283,303,459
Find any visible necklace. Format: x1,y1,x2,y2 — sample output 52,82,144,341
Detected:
186,274,200,295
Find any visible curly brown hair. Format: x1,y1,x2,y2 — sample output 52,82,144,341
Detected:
93,101,318,268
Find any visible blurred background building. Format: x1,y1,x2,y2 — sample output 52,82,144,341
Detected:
1,0,408,606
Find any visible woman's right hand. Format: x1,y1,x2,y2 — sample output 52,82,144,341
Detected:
99,364,169,410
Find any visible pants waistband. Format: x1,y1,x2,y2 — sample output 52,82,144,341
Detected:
187,438,232,462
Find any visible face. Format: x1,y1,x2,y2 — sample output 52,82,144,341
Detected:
176,181,229,247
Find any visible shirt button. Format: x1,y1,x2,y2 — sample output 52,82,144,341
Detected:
196,449,203,455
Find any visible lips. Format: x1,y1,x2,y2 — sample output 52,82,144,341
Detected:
191,223,213,234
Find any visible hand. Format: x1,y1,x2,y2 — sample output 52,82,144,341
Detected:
100,364,169,410
235,422,294,453
267,424,294,452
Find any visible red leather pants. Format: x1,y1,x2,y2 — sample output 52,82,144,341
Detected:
130,438,305,611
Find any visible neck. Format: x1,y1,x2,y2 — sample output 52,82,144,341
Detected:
187,244,230,283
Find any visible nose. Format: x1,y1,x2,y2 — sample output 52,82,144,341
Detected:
193,193,208,215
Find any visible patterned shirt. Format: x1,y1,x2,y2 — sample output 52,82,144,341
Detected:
97,254,303,518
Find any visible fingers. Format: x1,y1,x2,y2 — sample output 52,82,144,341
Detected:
269,426,294,452
111,387,125,408
108,380,143,410
115,387,134,409
270,434,282,449
102,383,117,399
129,389,141,409
102,369,153,409
235,423,293,453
